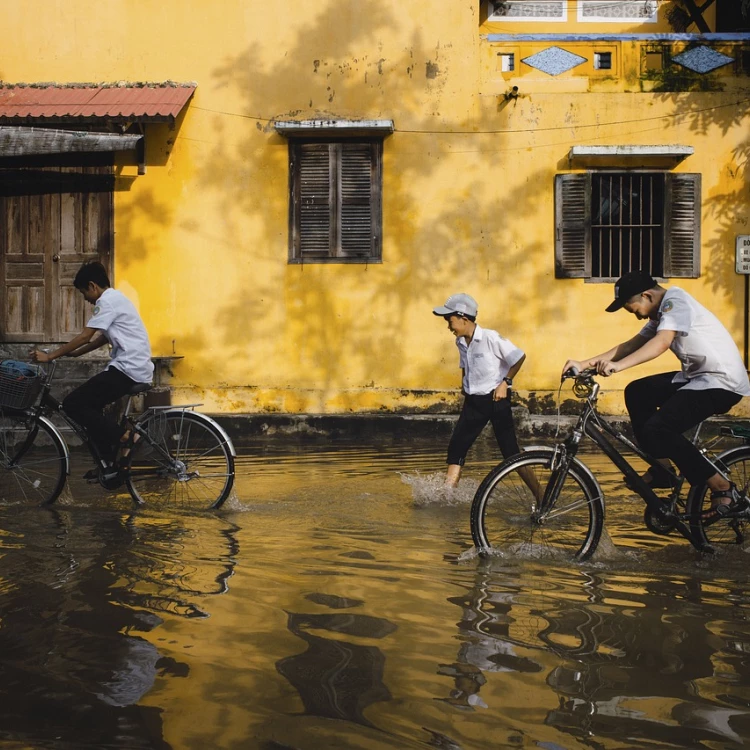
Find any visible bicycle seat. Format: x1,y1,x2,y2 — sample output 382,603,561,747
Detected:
127,382,153,396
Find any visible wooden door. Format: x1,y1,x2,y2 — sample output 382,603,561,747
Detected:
0,165,113,342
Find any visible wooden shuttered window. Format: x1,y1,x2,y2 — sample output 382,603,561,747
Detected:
554,173,591,279
554,172,701,280
290,140,382,263
664,173,701,278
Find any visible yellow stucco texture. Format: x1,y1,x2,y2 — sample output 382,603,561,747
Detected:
1,1,748,415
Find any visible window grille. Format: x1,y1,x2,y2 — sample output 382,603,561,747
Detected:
591,173,664,278
555,171,701,280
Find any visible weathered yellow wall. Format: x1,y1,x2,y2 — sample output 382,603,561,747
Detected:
1,0,748,416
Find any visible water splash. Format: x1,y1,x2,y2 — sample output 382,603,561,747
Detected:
55,483,76,507
399,471,479,507
216,488,250,512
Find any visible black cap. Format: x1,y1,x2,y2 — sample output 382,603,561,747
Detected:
605,270,657,312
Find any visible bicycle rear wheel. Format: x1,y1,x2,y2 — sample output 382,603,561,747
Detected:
0,414,67,506
688,445,750,550
470,449,604,561
125,411,235,511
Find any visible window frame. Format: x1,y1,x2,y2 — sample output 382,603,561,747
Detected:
486,1,567,23
554,170,701,281
288,138,383,265
577,0,658,23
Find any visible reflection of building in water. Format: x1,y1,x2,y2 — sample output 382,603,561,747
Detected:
0,508,238,748
276,607,396,726
444,567,749,747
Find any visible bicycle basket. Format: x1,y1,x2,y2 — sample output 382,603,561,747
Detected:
0,360,43,409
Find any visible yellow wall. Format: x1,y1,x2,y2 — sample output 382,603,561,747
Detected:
1,0,748,415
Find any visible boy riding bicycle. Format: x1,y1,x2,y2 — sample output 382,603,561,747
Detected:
30,262,153,473
564,270,750,518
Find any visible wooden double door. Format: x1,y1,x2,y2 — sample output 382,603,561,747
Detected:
0,163,113,343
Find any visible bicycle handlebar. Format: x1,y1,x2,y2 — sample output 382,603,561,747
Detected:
562,366,597,382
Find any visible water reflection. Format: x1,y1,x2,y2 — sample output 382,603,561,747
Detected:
0,506,238,748
277,602,396,726
3,440,750,748
447,559,750,748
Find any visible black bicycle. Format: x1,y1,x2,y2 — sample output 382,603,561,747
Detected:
0,360,236,510
470,368,750,561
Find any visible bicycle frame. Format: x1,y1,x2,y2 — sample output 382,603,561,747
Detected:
552,375,725,551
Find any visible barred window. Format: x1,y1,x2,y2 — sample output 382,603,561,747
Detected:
555,171,701,280
289,140,382,264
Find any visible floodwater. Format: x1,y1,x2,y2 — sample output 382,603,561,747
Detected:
2,437,750,749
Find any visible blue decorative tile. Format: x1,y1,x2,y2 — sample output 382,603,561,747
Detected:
672,46,734,74
522,46,587,76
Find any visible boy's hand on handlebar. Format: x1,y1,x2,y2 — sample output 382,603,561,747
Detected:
29,349,50,364
562,360,583,380
596,360,620,377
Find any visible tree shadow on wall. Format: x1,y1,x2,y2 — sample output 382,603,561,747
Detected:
188,0,556,401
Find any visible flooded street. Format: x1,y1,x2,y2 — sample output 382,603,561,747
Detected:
2,438,750,749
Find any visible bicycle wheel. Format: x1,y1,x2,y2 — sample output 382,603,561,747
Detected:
0,413,68,506
470,449,604,561
125,411,235,510
688,445,750,550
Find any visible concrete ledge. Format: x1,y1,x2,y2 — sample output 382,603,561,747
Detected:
208,409,746,447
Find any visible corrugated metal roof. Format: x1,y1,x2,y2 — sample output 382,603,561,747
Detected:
0,83,196,122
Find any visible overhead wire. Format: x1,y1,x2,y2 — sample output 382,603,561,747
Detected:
190,97,750,137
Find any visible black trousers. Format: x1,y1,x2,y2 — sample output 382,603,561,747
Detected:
447,393,521,466
63,367,137,460
624,372,742,485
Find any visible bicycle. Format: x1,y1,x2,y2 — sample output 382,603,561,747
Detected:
470,367,750,561
0,359,236,510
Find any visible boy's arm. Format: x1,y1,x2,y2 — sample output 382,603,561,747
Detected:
598,330,675,376
493,353,526,401
68,332,109,358
30,327,100,363
562,333,646,376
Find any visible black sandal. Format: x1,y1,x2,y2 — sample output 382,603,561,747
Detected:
709,483,743,517
699,483,744,522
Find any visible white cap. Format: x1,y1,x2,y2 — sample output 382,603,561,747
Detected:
432,293,478,318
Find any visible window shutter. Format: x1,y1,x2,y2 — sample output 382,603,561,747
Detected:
294,143,333,258
338,142,377,257
555,173,591,278
664,173,700,278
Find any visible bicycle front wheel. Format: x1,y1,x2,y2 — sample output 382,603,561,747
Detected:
0,413,68,506
470,449,604,561
126,411,235,511
688,445,750,550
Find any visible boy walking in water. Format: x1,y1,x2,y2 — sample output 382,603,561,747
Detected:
31,262,153,470
433,293,526,487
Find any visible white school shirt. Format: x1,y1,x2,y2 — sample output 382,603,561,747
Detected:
639,287,750,396
456,324,525,395
87,288,154,384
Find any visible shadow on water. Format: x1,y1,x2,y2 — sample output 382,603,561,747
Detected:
2,438,750,748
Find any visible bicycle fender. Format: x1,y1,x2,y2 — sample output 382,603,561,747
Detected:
38,415,71,476
165,410,237,457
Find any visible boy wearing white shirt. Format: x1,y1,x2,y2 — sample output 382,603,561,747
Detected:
564,270,750,515
433,293,526,487
31,262,153,468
